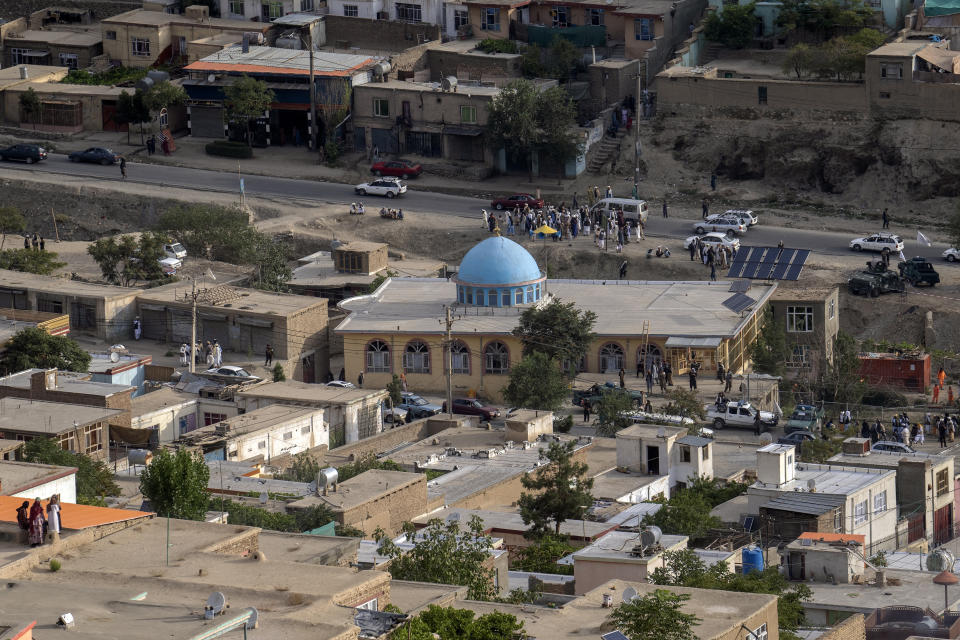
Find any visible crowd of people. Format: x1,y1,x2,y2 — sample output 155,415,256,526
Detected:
178,339,224,368
23,232,46,251
15,495,62,547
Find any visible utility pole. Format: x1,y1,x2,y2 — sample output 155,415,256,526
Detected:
308,25,317,151
634,71,642,198
444,306,454,417
189,280,198,373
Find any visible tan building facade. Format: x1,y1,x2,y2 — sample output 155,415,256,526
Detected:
768,286,839,379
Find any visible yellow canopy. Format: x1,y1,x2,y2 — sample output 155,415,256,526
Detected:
535,224,557,235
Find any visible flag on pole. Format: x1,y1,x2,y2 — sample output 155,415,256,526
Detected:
917,230,932,247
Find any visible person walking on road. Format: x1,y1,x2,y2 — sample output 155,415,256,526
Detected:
662,200,668,219
701,199,709,219
582,399,591,423
264,344,274,366
710,173,717,191
754,411,762,436
119,156,127,180
619,367,626,388
881,208,889,229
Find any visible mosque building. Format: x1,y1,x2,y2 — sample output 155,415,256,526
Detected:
335,236,776,402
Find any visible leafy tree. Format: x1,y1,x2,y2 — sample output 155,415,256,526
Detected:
251,233,291,292
0,249,65,275
751,307,788,377
595,389,634,436
776,0,871,40
512,534,574,574
0,327,91,374
663,387,706,421
536,85,582,175
317,78,351,151
816,331,864,404
512,299,597,377
87,232,169,286
368,269,398,293
547,36,580,80
272,363,286,382
642,477,747,540
783,43,816,78
117,90,151,144
609,589,699,640
376,516,498,601
386,374,403,405
157,204,253,263
393,605,525,640
705,3,757,49
19,88,41,128
0,206,25,250
336,454,403,482
142,80,187,114
518,440,594,537
487,80,539,179
798,437,842,462
503,352,569,411
223,74,275,147
278,451,320,483
139,448,210,520
23,437,120,504
520,44,545,77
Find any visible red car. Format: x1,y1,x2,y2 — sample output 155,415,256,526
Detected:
371,160,422,179
490,193,544,211
442,398,501,421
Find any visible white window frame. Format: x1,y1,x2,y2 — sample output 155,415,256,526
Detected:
395,2,422,22
752,623,768,640
450,341,470,375
854,499,868,526
301,0,315,10
357,598,378,611
786,306,814,333
403,341,431,374
552,5,569,27
481,7,500,31
828,298,835,320
131,37,151,57
373,98,389,117
880,62,903,79
366,340,391,373
454,8,469,29
786,344,810,369
873,490,886,515
343,4,358,14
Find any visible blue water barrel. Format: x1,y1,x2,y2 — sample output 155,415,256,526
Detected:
742,546,765,575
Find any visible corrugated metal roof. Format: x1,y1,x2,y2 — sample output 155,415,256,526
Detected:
665,336,723,348
186,45,373,77
763,493,845,515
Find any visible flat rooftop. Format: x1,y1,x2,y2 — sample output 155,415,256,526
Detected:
0,65,66,87
0,460,76,495
602,501,662,526
752,462,892,496
103,8,265,29
208,463,313,497
572,530,689,563
179,404,321,443
7,81,124,96
804,568,960,615
337,278,775,338
592,469,664,501
0,368,133,397
616,423,688,440
291,257,445,287
236,380,387,405
868,41,930,57
828,450,953,468
412,507,618,542
0,269,140,299
293,469,423,511
11,29,101,45
462,579,778,640
186,45,374,77
131,386,197,416
769,285,838,301
138,283,326,316
359,78,503,96
87,352,152,374
0,399,122,434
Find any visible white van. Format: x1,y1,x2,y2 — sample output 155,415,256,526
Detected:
590,198,648,223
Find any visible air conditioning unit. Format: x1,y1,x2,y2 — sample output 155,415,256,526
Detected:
841,437,870,455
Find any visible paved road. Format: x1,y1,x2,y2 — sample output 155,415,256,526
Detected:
2,154,953,259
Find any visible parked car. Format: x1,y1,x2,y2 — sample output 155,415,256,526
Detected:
784,404,824,434
371,160,422,179
778,430,817,451
722,209,759,226
159,257,181,275
943,248,960,262
354,178,406,198
693,216,745,236
442,397,500,420
68,147,119,165
847,260,905,297
705,401,779,431
490,193,544,211
872,441,915,454
204,366,260,382
382,404,409,424
0,143,47,164
397,392,443,419
326,380,356,388
683,232,741,253
849,232,903,255
164,242,187,260
898,256,940,286
572,382,644,409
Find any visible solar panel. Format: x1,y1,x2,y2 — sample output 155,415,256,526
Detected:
727,258,746,279
741,247,768,279
722,293,756,313
784,249,810,281
601,632,631,640
771,248,797,280
754,248,780,279
728,280,751,293
727,246,759,279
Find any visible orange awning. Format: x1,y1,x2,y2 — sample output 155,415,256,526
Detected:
0,496,152,530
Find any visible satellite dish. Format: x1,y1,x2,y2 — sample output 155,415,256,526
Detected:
807,479,817,492
622,586,637,603
758,433,773,445
206,592,227,615
207,73,216,83
110,351,120,363
246,607,259,630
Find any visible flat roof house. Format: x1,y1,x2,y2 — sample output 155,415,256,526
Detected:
0,368,134,428
0,398,121,461
0,460,78,503
4,29,102,70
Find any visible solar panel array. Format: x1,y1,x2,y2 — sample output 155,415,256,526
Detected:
728,246,810,281
728,280,751,293
722,293,756,314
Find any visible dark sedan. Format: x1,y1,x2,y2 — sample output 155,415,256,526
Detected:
442,397,500,421
69,147,119,165
371,160,422,179
490,193,544,211
0,144,47,164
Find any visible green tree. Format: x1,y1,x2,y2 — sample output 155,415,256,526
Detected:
271,363,286,382
223,74,275,147
317,78,351,152
798,437,842,462
512,299,597,377
776,0,871,40
142,80,187,114
816,331,864,404
536,85,582,176
512,533,575,574
0,327,91,374
663,387,706,421
19,88,41,129
278,451,320,483
503,352,569,411
139,448,210,520
518,440,594,537
486,80,540,179
23,437,120,504
609,589,700,640
595,389,634,436
751,308,788,377
0,206,25,250
117,89,151,144
783,43,815,79
368,269,398,293
157,203,253,263
376,516,498,601
0,249,65,275
520,44,545,77
642,477,747,540
87,232,169,286
705,3,757,49
251,233,291,292
547,36,580,80
393,606,525,640
336,454,404,482
386,374,403,405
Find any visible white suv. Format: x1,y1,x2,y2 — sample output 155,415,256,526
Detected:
849,233,903,254
943,248,959,262
355,178,407,198
722,209,758,226
693,216,746,236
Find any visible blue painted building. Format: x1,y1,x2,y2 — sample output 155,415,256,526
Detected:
454,236,546,307
88,351,152,397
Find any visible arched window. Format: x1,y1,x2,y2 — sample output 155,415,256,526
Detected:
501,289,510,307
476,289,485,306
466,288,474,304
525,285,534,303
599,343,625,373
458,287,465,304
514,288,523,305
366,340,390,373
450,340,470,374
484,341,509,374
403,340,430,374
488,290,497,306
637,345,663,371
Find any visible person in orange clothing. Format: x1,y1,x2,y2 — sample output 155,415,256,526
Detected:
938,367,947,388
949,386,955,406
933,384,941,404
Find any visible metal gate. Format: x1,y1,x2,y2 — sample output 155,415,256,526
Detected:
140,308,166,341
69,302,96,331
371,127,398,154
199,316,230,351
171,312,192,343
190,105,225,138
405,131,442,157
0,289,28,310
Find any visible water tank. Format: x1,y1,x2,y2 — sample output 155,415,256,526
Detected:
317,467,338,495
441,76,458,92
639,526,662,547
926,549,956,572
372,61,391,78
19,66,28,80
135,76,155,93
276,34,302,50
128,449,153,466
147,70,169,84
742,546,765,575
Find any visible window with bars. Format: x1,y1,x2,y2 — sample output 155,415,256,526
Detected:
131,37,151,56
343,4,358,15
59,53,79,70
450,341,470,374
373,98,389,117
484,342,509,374
635,18,653,40
229,0,244,14
854,499,868,525
301,0,314,10
786,306,814,332
874,490,887,514
588,8,603,24
786,344,810,369
937,469,949,496
460,105,477,123
396,2,422,21
481,7,500,30
403,340,430,374
454,8,469,29
204,412,227,426
366,340,391,372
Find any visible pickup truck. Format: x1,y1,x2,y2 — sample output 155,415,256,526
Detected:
705,401,779,431
572,382,644,409
784,404,824,434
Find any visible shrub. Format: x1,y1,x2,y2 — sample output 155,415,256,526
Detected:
323,139,341,164
272,363,286,382
553,415,573,433
205,140,253,159
861,386,907,407
477,38,518,54
49,558,61,572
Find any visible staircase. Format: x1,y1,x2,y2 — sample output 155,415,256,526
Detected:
701,43,723,64
587,129,626,175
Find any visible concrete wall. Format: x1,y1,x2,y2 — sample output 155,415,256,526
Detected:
102,16,265,68
769,288,839,378
819,613,866,640
131,398,199,443
845,472,898,552
426,47,521,81
327,0,381,20
574,556,659,594
325,15,441,51
866,53,960,122
11,472,77,504
335,474,428,536
4,40,102,70
226,409,327,461
657,73,869,112
588,59,640,112
467,5,517,40
0,371,133,428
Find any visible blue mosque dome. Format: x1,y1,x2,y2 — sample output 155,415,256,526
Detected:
457,236,542,286
455,236,546,307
